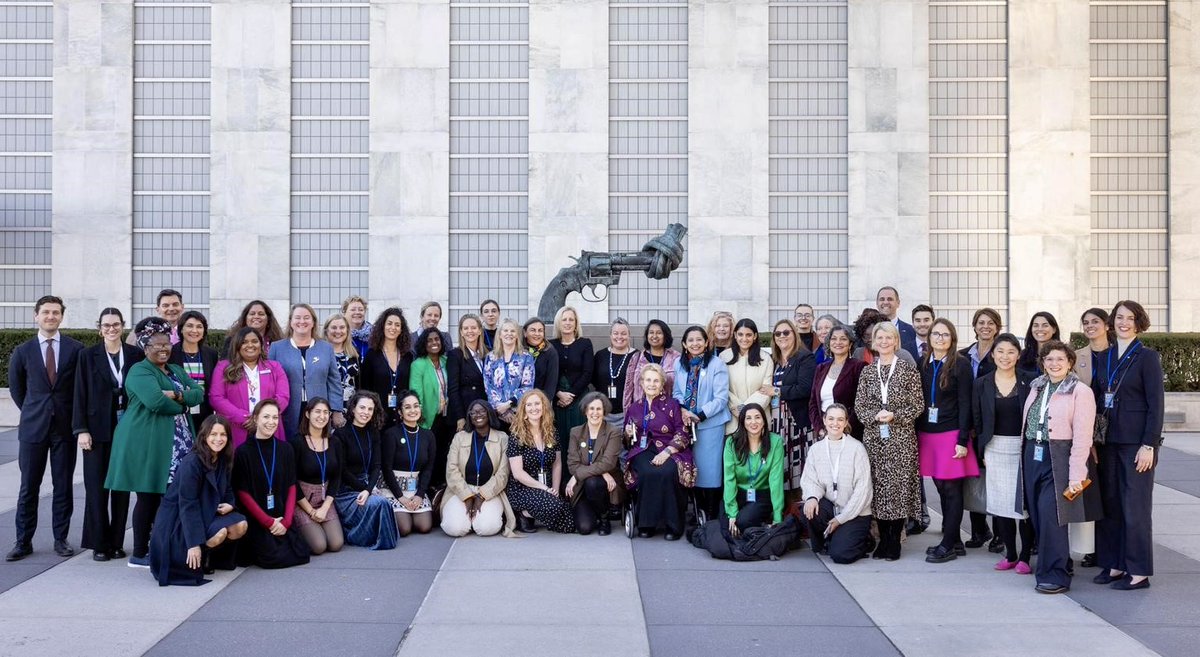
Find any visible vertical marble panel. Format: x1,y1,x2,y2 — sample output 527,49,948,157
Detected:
1169,0,1200,330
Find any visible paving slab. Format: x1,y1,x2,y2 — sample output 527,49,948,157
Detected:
645,624,899,657
299,532,455,571
0,618,181,657
631,533,827,572
442,531,633,571
400,622,647,657
0,429,18,466
148,619,409,657
0,481,89,594
878,622,1154,657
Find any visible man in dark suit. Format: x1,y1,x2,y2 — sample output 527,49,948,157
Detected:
7,295,84,561
876,286,919,358
410,300,455,354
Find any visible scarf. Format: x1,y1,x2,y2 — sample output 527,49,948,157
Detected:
527,344,542,359
684,355,704,413
351,321,373,344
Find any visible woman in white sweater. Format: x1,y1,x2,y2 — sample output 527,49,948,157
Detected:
722,319,775,435
800,404,874,563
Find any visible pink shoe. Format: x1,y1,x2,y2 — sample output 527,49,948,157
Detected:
1015,561,1032,575
994,559,1017,571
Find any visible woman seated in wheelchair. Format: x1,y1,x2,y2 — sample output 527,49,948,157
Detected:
722,403,785,537
623,364,695,541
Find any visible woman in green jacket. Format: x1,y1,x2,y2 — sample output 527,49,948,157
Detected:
410,328,454,488
106,318,205,567
722,403,786,536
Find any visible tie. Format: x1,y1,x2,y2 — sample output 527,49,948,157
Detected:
918,342,927,360
45,338,57,386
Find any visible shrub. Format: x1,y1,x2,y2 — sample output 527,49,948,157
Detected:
1069,332,1200,392
0,329,229,384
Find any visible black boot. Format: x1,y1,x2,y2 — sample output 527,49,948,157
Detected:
517,514,538,533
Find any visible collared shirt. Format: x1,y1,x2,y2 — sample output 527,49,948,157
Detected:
38,331,61,370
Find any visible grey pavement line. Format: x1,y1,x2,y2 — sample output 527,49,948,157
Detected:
393,538,459,655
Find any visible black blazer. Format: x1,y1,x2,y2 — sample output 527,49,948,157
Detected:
72,342,144,442
447,348,486,424
1102,341,1165,447
169,342,219,423
778,349,817,430
960,342,996,379
8,335,83,443
896,319,919,360
531,344,560,401
972,370,1033,458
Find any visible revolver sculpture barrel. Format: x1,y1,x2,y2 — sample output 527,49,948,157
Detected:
537,223,687,322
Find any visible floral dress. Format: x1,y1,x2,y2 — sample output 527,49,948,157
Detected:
165,371,195,485
505,435,576,533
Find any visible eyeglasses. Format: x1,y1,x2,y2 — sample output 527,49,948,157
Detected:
99,323,123,330
147,343,172,350
774,330,793,337
930,331,952,339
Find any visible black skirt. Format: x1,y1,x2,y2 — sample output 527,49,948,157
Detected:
631,450,686,534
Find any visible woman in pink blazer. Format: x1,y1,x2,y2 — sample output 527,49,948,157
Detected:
210,328,291,448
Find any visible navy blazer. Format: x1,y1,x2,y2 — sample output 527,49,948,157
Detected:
72,342,144,442
149,451,238,586
8,334,83,443
1102,341,1165,447
896,319,919,361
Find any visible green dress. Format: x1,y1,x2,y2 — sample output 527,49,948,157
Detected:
105,360,205,494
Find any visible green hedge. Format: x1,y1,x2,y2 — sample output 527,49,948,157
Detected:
0,329,229,385
1069,332,1200,392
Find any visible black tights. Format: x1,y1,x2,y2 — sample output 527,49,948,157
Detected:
933,478,964,550
574,477,610,535
995,517,1034,563
132,492,162,558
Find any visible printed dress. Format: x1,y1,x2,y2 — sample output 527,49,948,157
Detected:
505,435,576,533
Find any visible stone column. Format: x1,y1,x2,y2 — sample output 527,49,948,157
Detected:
687,0,770,322
1169,0,1200,331
51,0,134,325
527,0,609,323
1007,0,1091,325
846,0,929,312
208,0,291,323
371,0,450,313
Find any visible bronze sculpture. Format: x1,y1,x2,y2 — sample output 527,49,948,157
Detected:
537,223,687,321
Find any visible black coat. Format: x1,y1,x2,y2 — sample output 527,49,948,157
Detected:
149,452,240,586
972,370,1033,460
778,349,817,430
169,343,219,425
959,342,996,379
446,348,486,424
1099,341,1165,447
8,335,83,443
360,350,413,426
72,342,144,442
531,344,559,401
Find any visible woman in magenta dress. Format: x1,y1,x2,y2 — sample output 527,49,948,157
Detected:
623,364,695,541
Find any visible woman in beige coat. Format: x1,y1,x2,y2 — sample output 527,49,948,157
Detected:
440,400,516,537
722,319,775,435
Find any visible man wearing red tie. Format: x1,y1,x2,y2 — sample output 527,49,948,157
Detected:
6,295,83,561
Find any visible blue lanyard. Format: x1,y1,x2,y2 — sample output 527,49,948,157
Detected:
746,450,765,484
312,438,327,483
350,425,371,474
929,359,943,407
1106,342,1141,391
471,431,487,485
484,330,494,350
389,366,399,394
645,351,661,365
538,446,547,475
403,425,420,470
255,437,276,493
642,398,651,439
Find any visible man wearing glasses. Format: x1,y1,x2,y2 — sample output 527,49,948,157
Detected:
793,304,817,353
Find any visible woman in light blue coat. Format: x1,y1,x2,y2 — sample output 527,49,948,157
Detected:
673,325,731,522
269,303,345,439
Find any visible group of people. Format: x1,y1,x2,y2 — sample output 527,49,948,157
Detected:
6,287,1164,595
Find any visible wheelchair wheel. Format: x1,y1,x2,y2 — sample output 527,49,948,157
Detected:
624,506,635,539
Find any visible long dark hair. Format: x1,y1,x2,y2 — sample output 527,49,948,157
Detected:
731,403,771,464
923,318,961,391
229,300,283,345
642,319,674,351
368,307,411,354
346,390,385,431
194,414,235,471
725,318,763,367
680,325,715,368
223,326,264,383
1021,312,1061,363
298,397,332,440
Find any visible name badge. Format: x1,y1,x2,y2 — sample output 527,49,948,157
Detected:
608,385,618,399
266,494,276,511
189,404,200,415
927,407,939,423
639,434,647,449
746,489,757,503
404,477,417,494
344,386,354,402
1104,392,1114,409
880,423,891,440
387,393,398,409
537,470,547,487
1033,444,1044,462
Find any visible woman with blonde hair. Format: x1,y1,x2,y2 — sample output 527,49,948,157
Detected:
268,303,344,439
505,389,576,533
323,313,360,417
484,318,535,427
550,306,594,474
707,311,735,355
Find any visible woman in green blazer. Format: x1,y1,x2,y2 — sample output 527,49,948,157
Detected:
410,329,454,488
106,319,205,566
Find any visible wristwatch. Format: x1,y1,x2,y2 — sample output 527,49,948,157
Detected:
1140,445,1154,452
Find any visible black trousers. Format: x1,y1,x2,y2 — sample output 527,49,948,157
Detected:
804,498,872,563
1097,442,1156,576
1024,443,1071,587
573,476,611,534
15,434,77,546
80,441,130,553
725,489,774,533
693,486,722,523
933,478,965,549
430,414,454,490
132,492,163,558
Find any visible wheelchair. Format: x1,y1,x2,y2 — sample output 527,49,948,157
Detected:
622,484,708,539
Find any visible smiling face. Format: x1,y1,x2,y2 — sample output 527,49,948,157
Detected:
400,395,422,425
35,302,63,334
239,332,262,362
345,301,366,327
1112,305,1140,340
974,313,998,341
773,323,794,352
912,311,934,340
646,325,664,349
254,404,280,437
1030,317,1054,344
559,310,577,339
875,288,899,319
425,331,443,356
98,313,123,342
828,329,851,357
524,322,545,347
992,340,1019,372
500,323,518,348
383,314,403,343
610,323,630,351
467,403,491,432
735,326,757,353
181,317,205,347
325,317,348,347
460,317,482,346
814,317,833,342
1081,312,1107,341
585,398,605,423
683,330,707,357
793,305,814,332
421,305,441,330
1042,348,1071,381
641,369,663,399
306,402,331,432
523,393,544,423
157,294,183,325
823,407,849,436
928,321,953,356
246,304,269,331
352,397,375,427
205,422,229,454
713,316,732,342
743,407,765,436
873,327,897,355
290,307,315,338
145,334,172,365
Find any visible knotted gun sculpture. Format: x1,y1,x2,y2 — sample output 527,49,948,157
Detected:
537,223,688,321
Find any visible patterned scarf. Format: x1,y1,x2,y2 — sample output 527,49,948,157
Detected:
684,355,704,413
351,321,372,345
527,344,542,359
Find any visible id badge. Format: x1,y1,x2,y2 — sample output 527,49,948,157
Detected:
927,407,939,423
388,393,398,409
608,385,618,399
189,404,200,415
538,470,547,487
639,434,647,449
1104,392,1114,409
880,423,891,440
746,489,757,503
116,409,125,423
404,477,417,494
266,494,276,511
1033,444,1044,462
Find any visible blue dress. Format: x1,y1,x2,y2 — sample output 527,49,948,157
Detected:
333,425,399,550
673,356,731,489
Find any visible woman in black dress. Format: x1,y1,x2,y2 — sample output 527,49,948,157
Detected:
361,307,414,428
506,390,576,533
150,415,248,585
549,306,593,489
290,397,345,555
591,318,634,427
381,391,437,536
232,399,310,569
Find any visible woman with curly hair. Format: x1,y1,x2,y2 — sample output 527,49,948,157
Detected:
505,389,576,533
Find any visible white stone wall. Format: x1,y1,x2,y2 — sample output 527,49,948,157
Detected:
1169,0,1200,331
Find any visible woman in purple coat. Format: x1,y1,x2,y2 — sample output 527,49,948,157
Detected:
623,364,695,541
